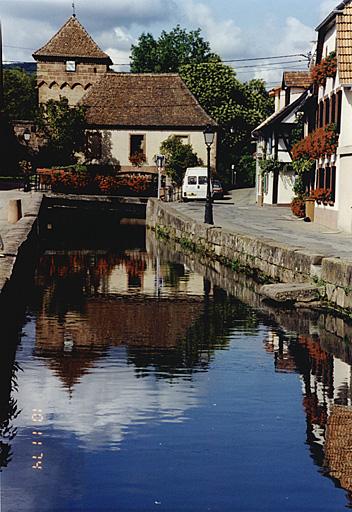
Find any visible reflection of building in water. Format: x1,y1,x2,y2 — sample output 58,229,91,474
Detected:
325,406,352,494
34,250,226,390
265,326,352,501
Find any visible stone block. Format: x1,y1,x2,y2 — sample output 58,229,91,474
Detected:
260,283,322,303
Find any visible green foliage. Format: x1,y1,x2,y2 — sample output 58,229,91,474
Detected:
293,175,306,199
290,113,304,146
37,98,86,166
130,25,219,73
259,157,284,175
291,158,315,176
236,154,256,187
160,135,202,185
3,68,37,120
180,63,273,185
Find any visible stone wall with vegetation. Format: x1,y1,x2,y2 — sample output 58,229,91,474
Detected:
146,199,352,317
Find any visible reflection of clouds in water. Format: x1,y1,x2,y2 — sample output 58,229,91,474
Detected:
15,352,199,450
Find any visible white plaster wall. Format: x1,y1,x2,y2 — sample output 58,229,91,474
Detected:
277,170,295,204
103,129,213,168
339,89,352,147
291,87,306,102
337,155,352,232
322,25,337,58
263,172,274,205
333,357,352,403
278,139,292,163
318,25,339,101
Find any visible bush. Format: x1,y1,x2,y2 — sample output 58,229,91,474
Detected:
160,136,201,186
291,197,305,218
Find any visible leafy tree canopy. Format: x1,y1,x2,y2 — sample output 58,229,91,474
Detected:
3,68,37,120
180,63,273,185
160,136,202,185
130,25,220,73
37,97,86,167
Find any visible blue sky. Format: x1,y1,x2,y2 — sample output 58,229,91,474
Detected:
0,0,338,83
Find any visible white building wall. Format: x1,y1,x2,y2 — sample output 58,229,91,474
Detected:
101,129,212,168
278,171,295,204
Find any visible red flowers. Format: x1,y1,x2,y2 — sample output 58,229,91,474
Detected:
311,52,337,86
291,198,306,218
37,168,155,196
309,188,332,204
129,153,147,167
291,125,338,161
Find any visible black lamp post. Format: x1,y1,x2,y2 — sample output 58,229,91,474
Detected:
23,128,31,192
203,125,215,225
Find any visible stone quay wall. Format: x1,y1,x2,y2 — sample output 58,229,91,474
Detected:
146,199,352,316
0,195,43,300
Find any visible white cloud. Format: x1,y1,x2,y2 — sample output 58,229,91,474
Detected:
16,351,200,450
180,0,244,58
252,16,314,85
320,0,339,19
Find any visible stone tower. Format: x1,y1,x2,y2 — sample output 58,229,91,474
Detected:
33,16,112,105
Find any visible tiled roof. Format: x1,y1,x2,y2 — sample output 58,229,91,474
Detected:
337,4,352,85
283,71,312,88
33,16,111,62
82,73,216,128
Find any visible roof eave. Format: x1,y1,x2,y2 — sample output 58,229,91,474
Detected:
316,0,351,31
252,90,309,138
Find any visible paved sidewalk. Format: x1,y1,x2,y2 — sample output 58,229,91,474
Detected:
172,188,352,261
0,190,41,243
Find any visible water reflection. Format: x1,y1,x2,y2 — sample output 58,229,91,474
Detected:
2,229,352,510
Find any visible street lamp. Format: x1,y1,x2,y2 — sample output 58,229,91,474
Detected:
23,128,31,192
203,125,215,225
155,154,165,200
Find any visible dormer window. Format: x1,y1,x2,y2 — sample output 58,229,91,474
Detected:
66,60,76,72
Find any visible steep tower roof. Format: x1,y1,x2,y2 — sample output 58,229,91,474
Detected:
33,16,112,63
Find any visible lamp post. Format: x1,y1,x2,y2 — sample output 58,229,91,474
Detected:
155,154,165,200
23,128,31,192
203,125,215,225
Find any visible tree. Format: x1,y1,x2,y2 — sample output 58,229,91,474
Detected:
160,136,202,185
180,63,273,186
3,68,37,120
37,98,86,166
130,25,219,73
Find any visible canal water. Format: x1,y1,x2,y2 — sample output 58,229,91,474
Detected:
2,225,352,511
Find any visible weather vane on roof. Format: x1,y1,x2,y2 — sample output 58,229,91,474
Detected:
72,1,76,17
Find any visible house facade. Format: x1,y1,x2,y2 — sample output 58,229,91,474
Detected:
32,16,216,172
82,73,216,172
311,0,352,231
252,72,312,206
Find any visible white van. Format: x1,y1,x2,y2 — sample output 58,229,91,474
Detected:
182,167,210,201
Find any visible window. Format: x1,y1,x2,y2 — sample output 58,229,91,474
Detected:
66,60,76,72
319,102,324,128
336,90,342,134
174,135,189,144
325,98,330,125
316,166,336,204
86,131,102,160
188,176,197,185
198,177,207,185
130,134,145,157
331,94,336,125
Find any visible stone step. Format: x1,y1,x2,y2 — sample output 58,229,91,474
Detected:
260,283,322,304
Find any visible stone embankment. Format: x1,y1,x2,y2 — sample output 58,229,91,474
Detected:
0,193,43,298
146,199,352,317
